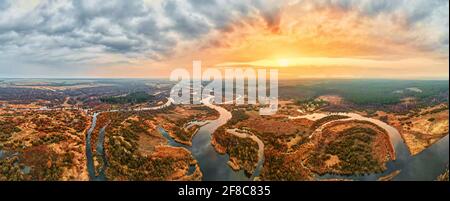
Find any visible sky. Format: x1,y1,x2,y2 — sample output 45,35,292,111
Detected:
0,0,448,79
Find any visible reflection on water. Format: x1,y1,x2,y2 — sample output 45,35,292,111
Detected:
0,150,31,175
158,127,188,149
158,126,249,180
157,96,250,181
190,124,249,181
226,128,265,180
95,126,108,180
158,104,449,181
21,166,31,174
394,135,449,181
193,96,250,180
85,113,98,180
318,135,449,181
85,113,107,181
185,120,211,129
187,164,196,175
296,112,449,181
82,96,448,181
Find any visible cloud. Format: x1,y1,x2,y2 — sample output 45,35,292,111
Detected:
163,0,211,39
0,0,448,77
0,0,171,66
276,0,449,58
0,1,10,10
0,0,283,66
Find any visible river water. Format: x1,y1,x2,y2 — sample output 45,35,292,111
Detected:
84,96,252,181
226,128,265,180
290,112,449,181
158,96,250,180
84,98,448,181
85,98,174,181
85,112,98,180
85,112,107,181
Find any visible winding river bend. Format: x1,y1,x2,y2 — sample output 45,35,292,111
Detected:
85,96,259,181
158,96,253,180
86,97,448,181
85,113,104,181
226,128,265,180
290,112,449,181
85,98,176,180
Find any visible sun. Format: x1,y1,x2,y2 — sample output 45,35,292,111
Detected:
277,59,290,67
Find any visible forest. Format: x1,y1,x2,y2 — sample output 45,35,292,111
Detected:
281,80,449,107
100,91,154,104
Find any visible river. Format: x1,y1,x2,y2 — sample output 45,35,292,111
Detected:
158,96,252,180
84,98,448,181
84,96,254,181
85,112,99,180
290,112,449,181
85,113,107,181
85,98,174,181
226,128,265,180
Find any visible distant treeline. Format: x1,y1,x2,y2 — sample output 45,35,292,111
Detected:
100,91,154,104
283,80,449,106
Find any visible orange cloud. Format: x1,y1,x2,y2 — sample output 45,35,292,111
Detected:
87,0,448,79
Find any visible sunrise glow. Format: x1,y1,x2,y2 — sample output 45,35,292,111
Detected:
0,0,448,79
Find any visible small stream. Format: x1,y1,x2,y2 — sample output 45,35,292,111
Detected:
95,125,108,180
226,128,265,180
85,112,98,180
85,98,174,181
156,127,198,176
85,112,107,181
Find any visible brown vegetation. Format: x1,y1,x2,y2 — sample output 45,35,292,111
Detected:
378,104,449,155
0,109,89,181
95,110,203,181
306,120,395,175
212,128,259,175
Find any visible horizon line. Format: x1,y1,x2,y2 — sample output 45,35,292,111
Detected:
0,77,449,81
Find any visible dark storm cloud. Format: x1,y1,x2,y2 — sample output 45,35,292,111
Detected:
0,0,174,65
0,0,285,67
163,0,211,39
